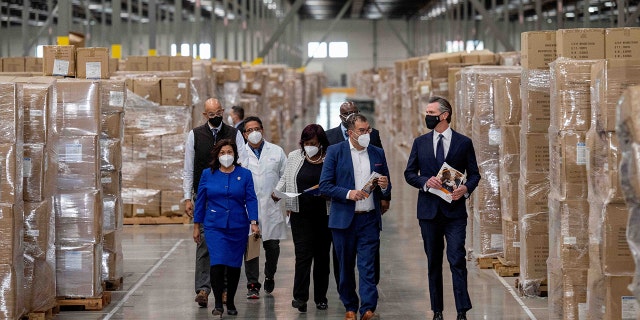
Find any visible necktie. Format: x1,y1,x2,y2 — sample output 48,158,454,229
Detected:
344,129,349,140
212,128,219,142
436,134,445,168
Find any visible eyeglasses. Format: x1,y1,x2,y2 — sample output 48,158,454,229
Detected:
245,127,262,133
352,128,372,135
340,110,359,117
205,110,224,118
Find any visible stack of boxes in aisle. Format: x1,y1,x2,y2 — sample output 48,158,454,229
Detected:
617,86,640,320
17,77,58,314
54,79,103,298
495,75,522,267
100,80,126,284
0,78,25,319
459,66,521,260
518,30,555,297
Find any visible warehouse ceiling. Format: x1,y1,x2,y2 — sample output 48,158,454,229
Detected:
1,0,638,27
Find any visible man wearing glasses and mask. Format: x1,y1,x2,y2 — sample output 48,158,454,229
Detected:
183,98,249,308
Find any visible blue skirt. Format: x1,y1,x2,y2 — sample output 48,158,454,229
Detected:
204,226,248,268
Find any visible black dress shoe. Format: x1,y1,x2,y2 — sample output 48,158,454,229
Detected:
292,299,307,312
457,312,467,320
227,309,238,316
433,311,444,320
316,301,328,310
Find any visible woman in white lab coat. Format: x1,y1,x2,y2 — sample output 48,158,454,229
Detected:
241,116,288,297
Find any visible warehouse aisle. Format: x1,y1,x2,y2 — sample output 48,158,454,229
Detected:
54,94,548,319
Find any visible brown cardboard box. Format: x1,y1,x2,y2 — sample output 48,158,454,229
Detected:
125,56,148,71
101,170,121,196
523,133,549,172
101,112,124,139
169,56,192,76
161,77,191,106
521,31,557,69
133,134,162,162
132,78,161,104
123,203,133,218
605,27,640,59
0,264,22,319
0,144,20,205
76,47,109,79
553,132,588,198
24,200,52,259
24,57,43,72
55,243,102,297
500,125,520,174
552,59,598,131
57,79,101,136
109,58,118,75
591,59,640,132
23,144,46,202
146,160,182,191
122,135,133,162
500,173,519,221
20,82,53,144
494,77,521,126
54,190,102,243
224,67,242,82
56,136,100,191
602,203,633,275
461,50,497,65
99,79,126,113
147,56,170,71
68,31,85,48
161,133,186,161
556,28,605,60
100,138,122,171
502,219,520,265
125,188,161,217
604,276,636,320
563,268,588,319
43,45,75,76
551,199,589,268
161,190,184,216
427,52,461,78
519,213,549,283
122,162,147,190
0,204,24,263
519,173,549,215
2,57,25,72
0,82,19,144
102,194,121,231
522,89,551,133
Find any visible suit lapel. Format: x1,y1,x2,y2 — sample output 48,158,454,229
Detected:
425,131,436,161
342,141,355,185
446,130,461,163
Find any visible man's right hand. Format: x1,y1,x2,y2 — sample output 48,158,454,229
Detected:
185,199,194,218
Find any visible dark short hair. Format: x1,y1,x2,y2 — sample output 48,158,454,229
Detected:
243,116,263,131
428,96,452,123
299,124,330,154
232,105,245,120
210,139,239,170
346,113,368,131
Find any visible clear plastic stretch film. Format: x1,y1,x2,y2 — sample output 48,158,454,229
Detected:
590,59,640,133
0,82,21,145
56,79,101,136
616,85,640,302
102,229,123,281
0,263,25,319
56,135,100,191
55,243,103,298
19,80,56,145
54,189,102,244
0,143,23,205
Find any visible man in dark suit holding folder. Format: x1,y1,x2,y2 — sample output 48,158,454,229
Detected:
404,96,480,320
320,113,391,320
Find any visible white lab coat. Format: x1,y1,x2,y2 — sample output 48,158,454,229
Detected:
243,140,288,241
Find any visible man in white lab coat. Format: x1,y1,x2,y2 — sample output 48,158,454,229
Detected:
241,116,288,298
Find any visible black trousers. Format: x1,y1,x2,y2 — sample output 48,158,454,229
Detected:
210,265,241,310
290,211,332,303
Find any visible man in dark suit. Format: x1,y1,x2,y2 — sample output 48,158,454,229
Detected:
320,114,391,320
404,96,480,320
326,101,388,287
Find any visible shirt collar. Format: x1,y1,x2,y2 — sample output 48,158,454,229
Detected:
249,140,265,152
208,122,222,131
434,127,452,140
349,137,367,153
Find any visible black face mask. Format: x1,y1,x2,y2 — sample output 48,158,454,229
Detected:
425,114,442,130
209,116,223,127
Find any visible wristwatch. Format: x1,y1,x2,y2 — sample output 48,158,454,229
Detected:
250,220,258,225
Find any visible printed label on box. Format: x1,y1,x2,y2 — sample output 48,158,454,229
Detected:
53,59,70,76
489,128,502,146
171,205,179,211
23,158,32,177
65,251,83,271
576,142,587,165
101,177,112,184
30,109,43,117
64,143,83,163
491,233,504,250
178,82,187,89
513,241,521,248
85,62,102,79
26,230,39,237
622,296,639,320
136,208,145,214
109,91,124,107
563,236,577,245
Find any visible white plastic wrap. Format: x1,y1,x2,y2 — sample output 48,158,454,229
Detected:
55,243,103,297
54,190,102,244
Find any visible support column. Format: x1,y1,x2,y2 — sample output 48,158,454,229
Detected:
111,0,122,59
148,0,157,55
373,20,378,70
22,0,30,55
223,0,229,60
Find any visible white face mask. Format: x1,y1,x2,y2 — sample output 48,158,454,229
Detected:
304,145,319,157
227,115,234,125
247,131,263,145
219,154,234,168
357,133,370,148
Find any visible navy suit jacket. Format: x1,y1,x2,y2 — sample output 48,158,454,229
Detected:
320,141,391,230
404,129,480,220
326,125,383,149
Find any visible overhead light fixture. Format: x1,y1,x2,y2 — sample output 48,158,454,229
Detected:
565,12,575,18
604,2,614,7
589,6,598,13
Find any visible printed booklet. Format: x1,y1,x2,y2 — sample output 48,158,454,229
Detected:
428,162,465,203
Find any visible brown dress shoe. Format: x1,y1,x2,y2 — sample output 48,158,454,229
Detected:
344,311,357,320
361,310,379,320
195,290,208,308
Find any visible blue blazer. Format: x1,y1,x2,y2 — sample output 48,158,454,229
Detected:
320,141,391,230
404,129,481,220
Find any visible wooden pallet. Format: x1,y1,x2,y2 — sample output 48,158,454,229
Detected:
104,277,124,291
56,292,111,311
515,278,548,297
476,257,499,269
493,261,520,277
124,215,189,225
23,307,57,320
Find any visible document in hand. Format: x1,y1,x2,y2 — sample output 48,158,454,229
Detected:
303,184,321,196
362,172,383,198
246,233,261,261
428,162,466,203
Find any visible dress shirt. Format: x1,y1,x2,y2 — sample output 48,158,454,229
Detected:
432,127,452,158
347,139,375,212
341,123,349,140
249,141,264,159
182,123,249,201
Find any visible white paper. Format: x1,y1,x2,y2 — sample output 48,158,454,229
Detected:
23,158,32,177
171,205,179,211
178,82,187,88
576,142,587,165
563,236,577,245
109,91,124,107
101,177,112,184
53,59,69,75
64,143,83,163
273,189,300,199
622,296,639,319
65,251,83,271
30,109,43,117
85,62,102,79
136,208,145,215
26,230,39,237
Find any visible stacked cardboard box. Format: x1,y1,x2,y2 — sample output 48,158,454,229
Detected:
0,79,26,319
518,30,555,297
495,76,522,266
99,80,125,282
15,77,58,314
54,79,103,298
